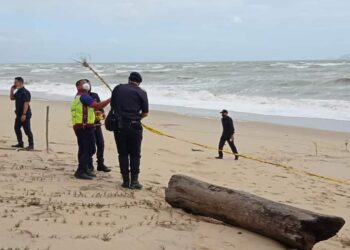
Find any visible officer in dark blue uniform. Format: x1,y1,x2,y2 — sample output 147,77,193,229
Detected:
9,77,34,150
85,79,111,173
111,72,149,189
216,109,239,160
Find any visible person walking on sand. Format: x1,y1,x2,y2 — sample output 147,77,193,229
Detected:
215,109,239,160
71,79,111,180
9,77,34,150
111,72,149,189
85,79,111,173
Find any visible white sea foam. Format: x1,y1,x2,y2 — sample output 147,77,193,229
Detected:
1,61,349,122
30,68,57,73
145,87,350,121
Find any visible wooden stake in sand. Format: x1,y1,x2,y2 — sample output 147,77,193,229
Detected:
46,105,50,153
165,174,345,250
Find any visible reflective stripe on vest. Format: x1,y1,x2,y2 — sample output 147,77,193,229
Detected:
71,96,95,126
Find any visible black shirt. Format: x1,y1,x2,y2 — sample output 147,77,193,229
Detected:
221,116,235,137
111,83,149,121
89,92,104,124
89,92,103,111
14,87,31,116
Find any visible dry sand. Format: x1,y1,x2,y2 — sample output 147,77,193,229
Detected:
0,95,349,250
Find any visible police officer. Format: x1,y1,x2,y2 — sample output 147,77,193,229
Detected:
111,72,149,189
216,109,239,160
85,79,111,173
10,77,34,150
71,79,111,180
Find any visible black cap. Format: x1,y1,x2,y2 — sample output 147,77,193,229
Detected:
129,72,142,83
220,109,228,114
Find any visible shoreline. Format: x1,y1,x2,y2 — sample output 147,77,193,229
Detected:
1,90,349,133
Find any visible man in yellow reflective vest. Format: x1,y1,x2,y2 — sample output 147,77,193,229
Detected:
71,79,111,180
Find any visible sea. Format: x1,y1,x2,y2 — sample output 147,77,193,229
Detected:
1,60,350,132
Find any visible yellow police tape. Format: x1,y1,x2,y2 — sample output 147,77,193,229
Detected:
142,124,350,186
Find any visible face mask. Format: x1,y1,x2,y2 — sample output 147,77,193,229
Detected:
82,83,91,91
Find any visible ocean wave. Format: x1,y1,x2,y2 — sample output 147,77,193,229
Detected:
145,87,350,121
1,61,349,122
334,78,350,84
305,62,349,67
269,62,309,69
115,70,130,74
62,66,77,71
30,68,58,73
1,80,349,121
1,66,19,70
138,68,174,73
177,76,196,80
269,61,349,69
286,65,309,69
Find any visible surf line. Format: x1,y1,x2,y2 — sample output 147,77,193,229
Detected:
142,124,350,186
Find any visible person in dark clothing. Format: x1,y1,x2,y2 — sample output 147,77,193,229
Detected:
9,77,34,150
111,72,149,189
71,79,111,180
216,109,239,160
85,80,111,173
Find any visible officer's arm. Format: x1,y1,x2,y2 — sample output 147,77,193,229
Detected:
22,102,29,115
90,98,111,110
140,92,149,120
21,91,31,117
141,113,148,119
228,118,234,133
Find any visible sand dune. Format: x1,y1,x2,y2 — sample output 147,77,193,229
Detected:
0,96,349,250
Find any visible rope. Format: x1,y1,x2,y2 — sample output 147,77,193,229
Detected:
142,124,350,186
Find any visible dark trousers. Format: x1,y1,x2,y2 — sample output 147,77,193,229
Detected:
94,125,105,165
75,128,96,174
114,124,143,176
14,115,34,146
218,134,238,158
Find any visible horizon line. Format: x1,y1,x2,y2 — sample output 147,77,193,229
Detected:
0,57,348,64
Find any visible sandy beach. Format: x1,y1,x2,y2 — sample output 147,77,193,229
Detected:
0,95,349,250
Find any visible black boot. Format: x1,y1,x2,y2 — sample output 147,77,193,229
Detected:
74,171,93,180
235,154,239,160
25,145,34,150
215,150,223,159
12,143,24,148
86,163,96,177
130,174,143,190
121,174,130,188
86,169,96,178
97,162,111,172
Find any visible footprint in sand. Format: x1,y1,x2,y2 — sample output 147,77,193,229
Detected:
79,183,104,191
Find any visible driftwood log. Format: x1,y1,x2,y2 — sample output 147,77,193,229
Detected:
165,175,345,250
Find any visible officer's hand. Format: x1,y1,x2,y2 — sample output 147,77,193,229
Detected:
21,114,26,122
230,135,234,141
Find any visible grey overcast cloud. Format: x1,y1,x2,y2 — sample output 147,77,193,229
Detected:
1,0,349,63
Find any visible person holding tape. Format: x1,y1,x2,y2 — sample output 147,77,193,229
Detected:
111,72,149,189
216,109,239,160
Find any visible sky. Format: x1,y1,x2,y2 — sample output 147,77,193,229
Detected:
0,0,350,63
